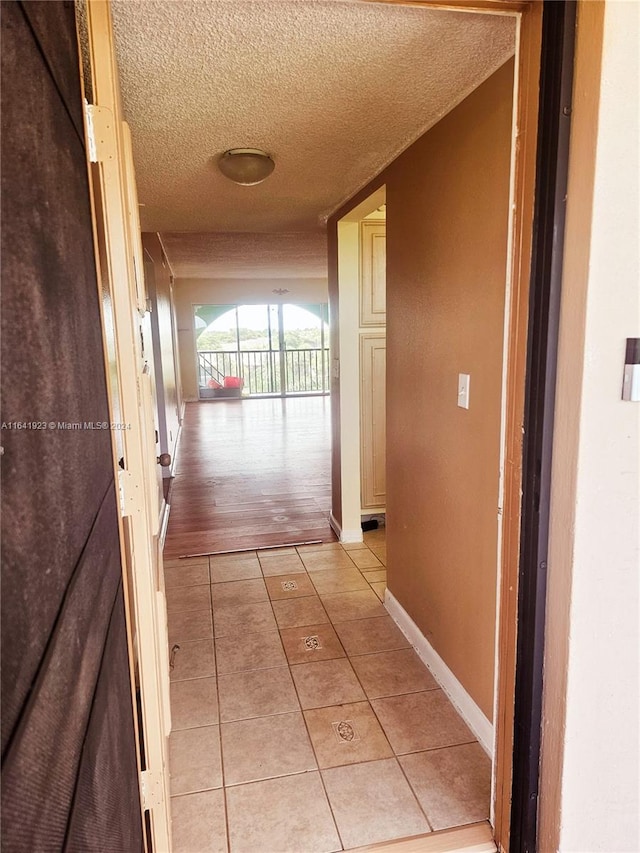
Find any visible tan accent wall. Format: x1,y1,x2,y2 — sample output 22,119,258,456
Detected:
384,60,514,719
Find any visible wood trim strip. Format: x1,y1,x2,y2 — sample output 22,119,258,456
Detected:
81,2,173,849
346,821,496,852
492,2,543,851
358,0,528,15
537,3,606,848
509,1,578,848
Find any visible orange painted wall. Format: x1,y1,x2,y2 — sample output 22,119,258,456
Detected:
328,61,514,717
384,60,514,719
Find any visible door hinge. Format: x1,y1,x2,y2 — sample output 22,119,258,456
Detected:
140,769,164,811
118,469,142,517
84,102,116,164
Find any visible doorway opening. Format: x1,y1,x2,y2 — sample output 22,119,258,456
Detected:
81,4,535,848
333,186,387,543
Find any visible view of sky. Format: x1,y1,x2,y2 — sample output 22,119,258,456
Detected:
197,304,325,333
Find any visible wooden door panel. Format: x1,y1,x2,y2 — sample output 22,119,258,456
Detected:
360,221,387,326
360,334,387,509
64,591,142,852
0,2,142,847
19,0,85,139
0,0,115,748
1,496,132,851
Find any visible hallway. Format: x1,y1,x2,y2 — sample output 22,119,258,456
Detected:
163,400,491,852
164,397,335,559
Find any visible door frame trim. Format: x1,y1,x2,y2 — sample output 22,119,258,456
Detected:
80,0,564,849
79,2,172,849
509,2,577,849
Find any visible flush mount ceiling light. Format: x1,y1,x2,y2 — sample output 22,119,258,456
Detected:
218,148,275,186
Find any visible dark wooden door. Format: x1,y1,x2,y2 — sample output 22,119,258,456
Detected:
1,2,143,849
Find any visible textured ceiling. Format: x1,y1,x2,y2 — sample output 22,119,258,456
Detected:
161,231,328,279
111,0,516,238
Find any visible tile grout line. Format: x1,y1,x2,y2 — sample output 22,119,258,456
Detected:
166,556,225,848
296,544,384,843
307,537,434,848
341,544,484,836
285,628,347,853
209,553,232,853
317,580,402,826
320,551,439,837
218,545,346,850
282,540,347,843
392,753,436,834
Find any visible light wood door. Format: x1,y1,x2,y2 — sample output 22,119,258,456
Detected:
360,334,386,509
360,221,387,326
82,2,172,848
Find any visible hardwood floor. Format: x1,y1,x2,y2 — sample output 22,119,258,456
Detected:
163,397,335,559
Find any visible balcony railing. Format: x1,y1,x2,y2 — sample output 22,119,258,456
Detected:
198,349,330,397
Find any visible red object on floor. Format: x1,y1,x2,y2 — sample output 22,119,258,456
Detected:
224,376,244,388
207,379,222,389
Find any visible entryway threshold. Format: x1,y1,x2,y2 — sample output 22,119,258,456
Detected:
346,822,495,853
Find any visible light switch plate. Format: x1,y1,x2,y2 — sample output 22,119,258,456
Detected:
458,373,470,409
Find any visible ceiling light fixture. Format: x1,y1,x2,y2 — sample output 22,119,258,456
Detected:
218,148,275,186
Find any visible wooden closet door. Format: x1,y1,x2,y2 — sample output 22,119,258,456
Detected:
360,334,387,509
360,221,387,326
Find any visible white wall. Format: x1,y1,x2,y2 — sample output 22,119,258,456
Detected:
541,1,640,850
174,276,328,400
336,219,362,541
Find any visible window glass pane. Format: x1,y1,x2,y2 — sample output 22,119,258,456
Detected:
194,302,328,397
195,305,237,351
282,304,322,350
269,304,280,351
237,304,270,351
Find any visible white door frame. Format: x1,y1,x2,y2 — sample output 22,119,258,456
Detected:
80,1,172,848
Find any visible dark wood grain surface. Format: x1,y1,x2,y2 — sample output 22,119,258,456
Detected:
1,2,141,847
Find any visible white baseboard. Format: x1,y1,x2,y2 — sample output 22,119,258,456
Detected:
159,499,171,551
329,513,342,539
341,529,364,543
169,420,183,478
329,513,364,544
385,589,494,758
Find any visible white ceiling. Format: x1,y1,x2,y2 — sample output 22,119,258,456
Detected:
112,0,516,244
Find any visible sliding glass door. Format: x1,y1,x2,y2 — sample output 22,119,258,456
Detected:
195,303,329,398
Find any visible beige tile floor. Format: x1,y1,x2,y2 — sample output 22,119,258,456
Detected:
164,530,491,853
